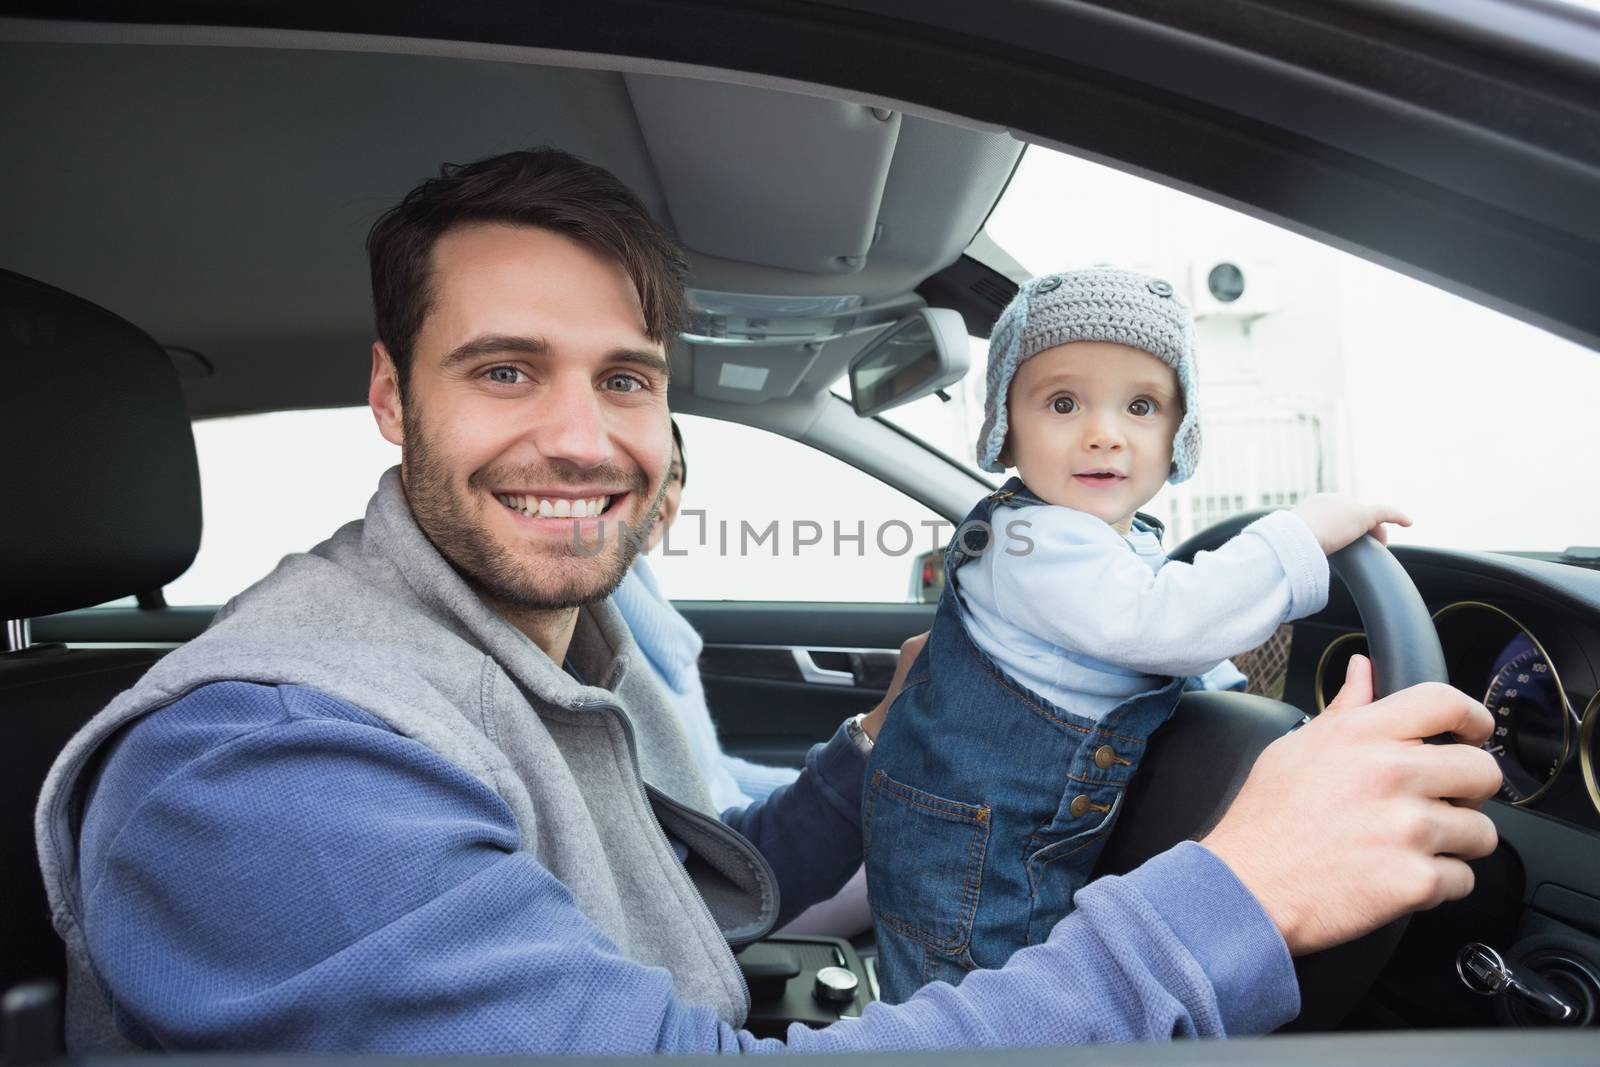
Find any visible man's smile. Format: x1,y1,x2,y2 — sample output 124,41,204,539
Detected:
492,490,624,519
490,489,635,532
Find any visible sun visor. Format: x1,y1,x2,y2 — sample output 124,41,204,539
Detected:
688,343,822,405
626,74,899,274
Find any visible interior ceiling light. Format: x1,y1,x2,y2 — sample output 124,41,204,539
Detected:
682,289,863,346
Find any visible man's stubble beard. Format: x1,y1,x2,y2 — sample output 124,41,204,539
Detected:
400,405,667,611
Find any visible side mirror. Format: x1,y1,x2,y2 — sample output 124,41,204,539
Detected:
847,308,969,418
908,548,945,604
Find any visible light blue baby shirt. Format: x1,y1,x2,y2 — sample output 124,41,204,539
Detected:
958,508,1329,719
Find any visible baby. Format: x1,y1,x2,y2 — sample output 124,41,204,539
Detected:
863,267,1406,1003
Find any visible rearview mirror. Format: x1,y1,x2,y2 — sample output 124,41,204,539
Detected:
847,308,969,418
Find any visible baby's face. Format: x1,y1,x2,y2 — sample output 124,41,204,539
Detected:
1001,340,1182,528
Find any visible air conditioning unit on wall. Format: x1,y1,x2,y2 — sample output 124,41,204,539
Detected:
1188,260,1280,319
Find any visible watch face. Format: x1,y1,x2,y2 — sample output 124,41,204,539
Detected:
847,715,875,754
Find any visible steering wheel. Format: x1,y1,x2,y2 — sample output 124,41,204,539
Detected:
1094,509,1447,1031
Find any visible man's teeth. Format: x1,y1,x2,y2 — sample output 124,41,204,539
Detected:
494,494,612,518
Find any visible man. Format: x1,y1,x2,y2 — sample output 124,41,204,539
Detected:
36,148,1502,1053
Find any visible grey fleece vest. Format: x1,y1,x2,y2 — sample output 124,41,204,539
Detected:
35,468,777,1050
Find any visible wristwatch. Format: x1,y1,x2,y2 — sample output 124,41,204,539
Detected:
844,712,876,756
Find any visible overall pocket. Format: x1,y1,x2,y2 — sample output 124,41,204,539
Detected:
863,769,991,954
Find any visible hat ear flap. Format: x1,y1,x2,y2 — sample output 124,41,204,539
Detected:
1167,407,1201,484
976,289,1032,472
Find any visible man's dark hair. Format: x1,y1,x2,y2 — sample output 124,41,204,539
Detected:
367,147,690,396
669,416,687,489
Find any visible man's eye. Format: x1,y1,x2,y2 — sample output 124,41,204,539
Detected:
604,374,646,393
1051,396,1076,415
1129,398,1155,416
485,366,527,385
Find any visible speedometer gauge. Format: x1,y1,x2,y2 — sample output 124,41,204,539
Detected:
1433,602,1573,807
1482,635,1566,803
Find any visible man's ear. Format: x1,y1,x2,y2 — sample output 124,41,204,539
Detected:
370,342,405,447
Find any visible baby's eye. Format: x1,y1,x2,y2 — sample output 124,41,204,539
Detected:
485,366,528,385
1051,396,1077,415
1128,397,1156,416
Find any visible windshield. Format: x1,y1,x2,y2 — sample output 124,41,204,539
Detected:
885,144,1600,553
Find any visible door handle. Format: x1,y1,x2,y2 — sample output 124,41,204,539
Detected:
792,648,856,687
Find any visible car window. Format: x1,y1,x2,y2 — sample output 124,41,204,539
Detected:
167,408,938,606
165,408,400,605
646,414,944,601
895,144,1600,551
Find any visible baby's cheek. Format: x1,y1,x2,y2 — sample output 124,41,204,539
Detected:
1144,424,1176,457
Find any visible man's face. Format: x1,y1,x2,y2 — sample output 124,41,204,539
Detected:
1001,340,1182,528
370,223,672,611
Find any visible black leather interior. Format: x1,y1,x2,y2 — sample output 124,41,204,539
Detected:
0,268,201,620
1,647,166,994
1,271,200,997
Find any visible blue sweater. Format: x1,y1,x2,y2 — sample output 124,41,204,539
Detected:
77,681,1299,1052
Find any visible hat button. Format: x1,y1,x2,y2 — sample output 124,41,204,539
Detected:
1147,279,1174,297
1035,276,1062,293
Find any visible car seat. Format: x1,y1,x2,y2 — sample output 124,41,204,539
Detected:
0,268,201,1009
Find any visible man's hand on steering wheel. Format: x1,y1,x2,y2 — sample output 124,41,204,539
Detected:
1201,653,1503,956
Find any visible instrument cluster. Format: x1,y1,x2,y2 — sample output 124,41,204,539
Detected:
1315,601,1599,827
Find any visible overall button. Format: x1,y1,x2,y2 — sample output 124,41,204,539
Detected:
1094,745,1118,769
1070,794,1113,818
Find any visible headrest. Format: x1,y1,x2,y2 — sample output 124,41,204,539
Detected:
1,269,201,620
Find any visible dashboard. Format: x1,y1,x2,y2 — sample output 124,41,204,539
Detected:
1287,545,1600,836
1276,544,1600,1029
1311,598,1598,831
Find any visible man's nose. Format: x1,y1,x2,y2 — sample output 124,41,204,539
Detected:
534,375,614,469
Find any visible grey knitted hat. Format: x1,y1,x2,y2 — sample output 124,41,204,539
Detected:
976,266,1201,483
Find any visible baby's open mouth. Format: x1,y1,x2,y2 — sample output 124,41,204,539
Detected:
1075,471,1125,482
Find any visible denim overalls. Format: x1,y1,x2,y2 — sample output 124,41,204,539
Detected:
864,478,1185,1003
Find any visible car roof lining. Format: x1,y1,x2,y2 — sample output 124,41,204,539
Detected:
0,16,1013,134
0,17,1027,421
4,2,1599,444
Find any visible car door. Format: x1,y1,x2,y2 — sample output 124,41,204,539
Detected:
640,413,947,768
683,599,933,767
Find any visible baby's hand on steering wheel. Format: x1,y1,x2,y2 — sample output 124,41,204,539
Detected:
1293,493,1412,554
